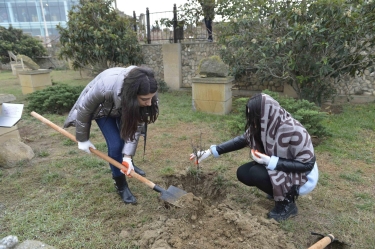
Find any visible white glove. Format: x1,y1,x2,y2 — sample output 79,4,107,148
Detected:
78,140,96,153
251,149,270,165
121,156,134,176
190,149,212,164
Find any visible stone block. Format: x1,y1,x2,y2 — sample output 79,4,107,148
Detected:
10,61,19,75
0,97,21,143
0,94,16,103
192,81,232,101
18,69,52,95
193,98,232,115
0,125,21,143
163,43,182,90
11,64,25,76
283,83,298,98
192,76,234,115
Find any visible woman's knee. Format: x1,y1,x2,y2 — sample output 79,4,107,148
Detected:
236,162,257,184
107,141,123,156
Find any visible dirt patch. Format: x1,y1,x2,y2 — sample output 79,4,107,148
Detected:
5,107,357,249
320,104,343,115
120,172,297,249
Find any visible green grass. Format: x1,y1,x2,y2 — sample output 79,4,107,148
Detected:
1,70,375,248
316,103,375,164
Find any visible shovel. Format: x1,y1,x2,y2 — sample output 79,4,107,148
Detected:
30,111,188,207
308,232,350,249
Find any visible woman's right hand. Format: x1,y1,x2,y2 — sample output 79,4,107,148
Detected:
190,149,212,164
78,140,96,153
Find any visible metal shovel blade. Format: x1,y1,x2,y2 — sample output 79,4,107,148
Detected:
154,184,188,206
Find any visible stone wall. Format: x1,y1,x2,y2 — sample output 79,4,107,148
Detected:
141,44,164,81
140,41,375,96
180,42,220,87
2,42,375,96
335,70,375,96
140,42,220,87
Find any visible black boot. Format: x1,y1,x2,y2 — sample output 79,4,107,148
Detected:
267,199,298,221
267,185,299,222
113,175,137,204
133,164,146,177
131,157,146,176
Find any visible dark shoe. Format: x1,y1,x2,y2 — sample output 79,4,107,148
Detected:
267,199,298,222
113,175,137,204
133,164,146,177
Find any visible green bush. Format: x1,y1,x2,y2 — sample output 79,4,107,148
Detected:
158,79,170,93
26,84,84,114
227,90,330,139
226,97,247,134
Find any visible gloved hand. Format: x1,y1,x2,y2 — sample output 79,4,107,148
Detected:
121,156,134,176
251,149,270,165
190,149,212,164
78,140,96,153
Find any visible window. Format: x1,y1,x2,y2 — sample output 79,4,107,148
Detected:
0,2,10,22
12,1,38,22
44,1,66,22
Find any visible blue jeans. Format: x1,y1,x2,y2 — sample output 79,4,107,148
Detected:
96,117,124,177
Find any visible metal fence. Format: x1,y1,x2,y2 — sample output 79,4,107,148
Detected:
132,4,211,44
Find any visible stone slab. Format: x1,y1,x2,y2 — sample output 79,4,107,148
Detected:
163,44,182,90
283,83,298,98
191,76,234,115
0,94,16,104
20,86,50,95
193,99,232,115
11,63,24,75
192,82,232,101
192,76,234,84
0,125,20,142
330,95,375,104
18,69,52,94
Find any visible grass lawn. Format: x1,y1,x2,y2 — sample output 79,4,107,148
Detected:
0,69,374,248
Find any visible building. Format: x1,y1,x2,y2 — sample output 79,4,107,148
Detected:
0,0,80,44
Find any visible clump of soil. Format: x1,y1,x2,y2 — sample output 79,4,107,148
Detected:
123,171,297,249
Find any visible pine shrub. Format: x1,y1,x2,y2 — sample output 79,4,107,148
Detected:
26,84,84,114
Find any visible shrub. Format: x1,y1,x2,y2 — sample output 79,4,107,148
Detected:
26,84,84,114
0,26,47,64
227,90,330,139
225,97,247,134
158,79,170,93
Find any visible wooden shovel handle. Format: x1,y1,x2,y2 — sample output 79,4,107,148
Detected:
308,234,335,249
30,111,156,189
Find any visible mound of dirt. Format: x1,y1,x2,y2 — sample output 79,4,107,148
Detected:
135,202,296,249
121,172,297,249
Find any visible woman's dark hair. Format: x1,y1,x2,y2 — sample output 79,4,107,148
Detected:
245,93,264,152
120,66,159,141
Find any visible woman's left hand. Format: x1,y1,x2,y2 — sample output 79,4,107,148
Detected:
251,149,270,165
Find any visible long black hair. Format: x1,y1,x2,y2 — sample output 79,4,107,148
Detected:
245,93,264,152
120,66,158,141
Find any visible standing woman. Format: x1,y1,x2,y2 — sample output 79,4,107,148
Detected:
64,66,158,204
190,93,318,221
